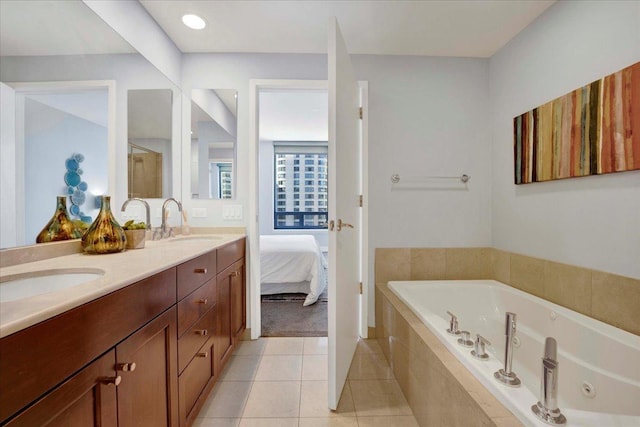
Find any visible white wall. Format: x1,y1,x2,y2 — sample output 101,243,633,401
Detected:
490,0,640,279
352,55,492,326
0,83,17,248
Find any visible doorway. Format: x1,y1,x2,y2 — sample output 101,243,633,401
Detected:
256,87,330,337
248,79,368,340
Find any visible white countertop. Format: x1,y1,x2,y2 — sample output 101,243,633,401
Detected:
0,234,245,338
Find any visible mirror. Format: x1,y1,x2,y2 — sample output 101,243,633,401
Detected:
128,89,173,198
190,89,237,199
0,0,181,248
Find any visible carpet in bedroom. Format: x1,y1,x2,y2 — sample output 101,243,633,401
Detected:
261,291,328,337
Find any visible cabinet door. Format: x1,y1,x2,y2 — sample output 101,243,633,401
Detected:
116,307,179,427
230,259,246,343
216,271,232,369
5,350,118,427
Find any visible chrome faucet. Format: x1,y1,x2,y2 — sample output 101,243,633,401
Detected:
494,312,521,387
532,337,567,426
159,198,182,239
446,311,460,335
120,198,151,230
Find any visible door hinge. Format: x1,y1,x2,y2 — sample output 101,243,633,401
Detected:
359,282,363,294
359,107,363,120
359,194,363,207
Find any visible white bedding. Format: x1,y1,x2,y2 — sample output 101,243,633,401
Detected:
260,235,328,306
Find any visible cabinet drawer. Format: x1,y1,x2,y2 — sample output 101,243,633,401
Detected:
217,239,245,273
177,277,216,337
178,339,215,423
178,307,216,374
177,251,216,300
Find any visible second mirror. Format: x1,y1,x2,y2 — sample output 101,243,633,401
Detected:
128,89,173,199
190,89,237,200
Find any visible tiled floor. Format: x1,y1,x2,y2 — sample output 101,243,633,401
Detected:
193,337,419,427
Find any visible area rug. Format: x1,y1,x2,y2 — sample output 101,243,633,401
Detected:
261,291,328,337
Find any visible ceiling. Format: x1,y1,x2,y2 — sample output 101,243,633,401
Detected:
0,0,135,56
141,0,555,57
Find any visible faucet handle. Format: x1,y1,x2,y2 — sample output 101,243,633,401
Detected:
457,330,474,348
446,311,460,335
472,334,491,360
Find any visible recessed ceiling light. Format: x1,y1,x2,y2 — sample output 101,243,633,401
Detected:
182,14,206,30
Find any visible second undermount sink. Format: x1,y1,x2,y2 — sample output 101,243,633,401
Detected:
170,235,224,243
0,268,105,303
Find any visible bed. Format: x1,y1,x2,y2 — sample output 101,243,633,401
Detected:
260,235,328,306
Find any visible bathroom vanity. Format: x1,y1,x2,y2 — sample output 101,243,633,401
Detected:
0,235,246,427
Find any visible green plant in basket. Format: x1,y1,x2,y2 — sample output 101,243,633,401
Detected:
123,220,147,230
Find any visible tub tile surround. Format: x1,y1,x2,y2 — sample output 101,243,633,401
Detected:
375,247,640,336
375,285,513,427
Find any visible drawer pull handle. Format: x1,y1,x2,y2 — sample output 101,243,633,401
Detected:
101,376,122,386
198,298,208,305
195,329,208,336
230,271,239,277
197,351,208,358
194,268,207,274
116,362,137,372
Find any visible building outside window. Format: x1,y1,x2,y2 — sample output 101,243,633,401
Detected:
273,142,328,229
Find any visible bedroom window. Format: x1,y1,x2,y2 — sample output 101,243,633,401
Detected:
273,142,328,229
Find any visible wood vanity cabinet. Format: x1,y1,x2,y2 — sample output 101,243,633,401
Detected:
0,238,246,427
215,239,246,371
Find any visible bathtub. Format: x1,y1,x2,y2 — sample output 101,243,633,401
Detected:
388,280,640,427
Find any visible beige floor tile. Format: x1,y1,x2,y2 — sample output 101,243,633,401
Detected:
356,339,384,355
255,355,303,381
219,355,261,381
302,355,328,380
198,381,252,418
357,415,419,427
239,418,299,427
349,379,412,417
348,352,393,380
304,337,328,355
299,381,356,418
298,418,358,427
263,337,305,355
233,339,266,356
242,381,301,418
192,418,240,427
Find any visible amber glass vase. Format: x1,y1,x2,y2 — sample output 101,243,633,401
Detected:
81,196,126,254
36,196,83,243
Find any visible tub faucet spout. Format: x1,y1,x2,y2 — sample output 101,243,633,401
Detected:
532,337,567,426
494,312,521,387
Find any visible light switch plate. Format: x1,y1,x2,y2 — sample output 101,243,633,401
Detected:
222,205,243,220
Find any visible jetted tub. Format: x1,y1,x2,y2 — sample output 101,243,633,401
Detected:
388,280,640,427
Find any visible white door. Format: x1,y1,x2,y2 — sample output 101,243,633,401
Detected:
327,17,361,409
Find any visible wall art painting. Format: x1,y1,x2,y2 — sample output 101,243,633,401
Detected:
514,61,639,184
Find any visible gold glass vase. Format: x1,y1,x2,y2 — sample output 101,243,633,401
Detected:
81,196,126,254
36,196,83,243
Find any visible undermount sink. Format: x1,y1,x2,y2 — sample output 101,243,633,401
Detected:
0,268,105,303
170,236,224,242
